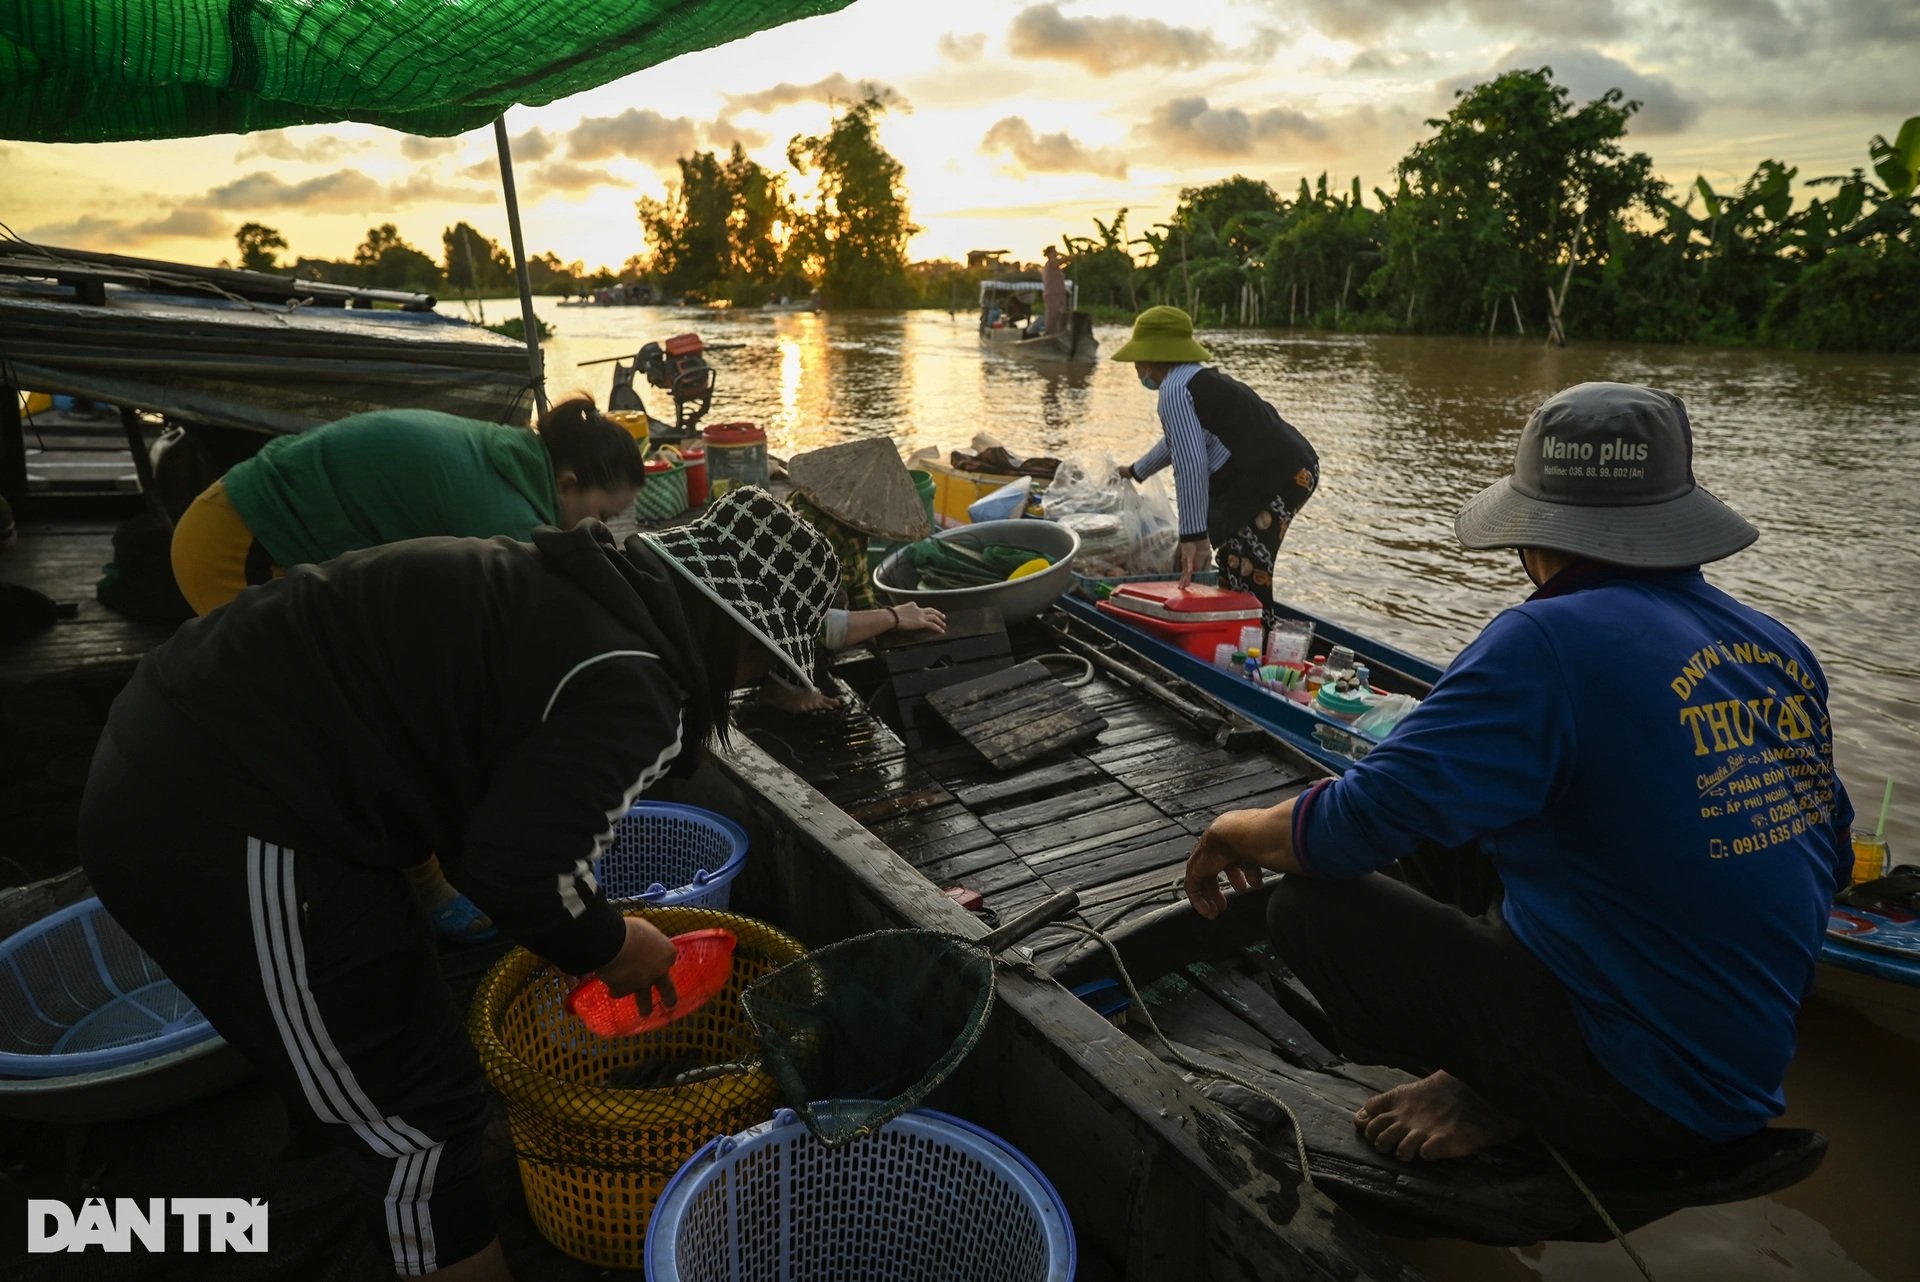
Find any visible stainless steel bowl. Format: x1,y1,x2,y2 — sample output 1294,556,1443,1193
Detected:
872,519,1081,623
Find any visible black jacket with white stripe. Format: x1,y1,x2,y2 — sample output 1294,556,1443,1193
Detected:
106,522,714,975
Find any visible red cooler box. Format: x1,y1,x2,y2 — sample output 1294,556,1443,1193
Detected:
1095,582,1263,660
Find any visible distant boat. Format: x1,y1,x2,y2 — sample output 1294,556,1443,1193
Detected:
762,290,821,313
979,279,1097,365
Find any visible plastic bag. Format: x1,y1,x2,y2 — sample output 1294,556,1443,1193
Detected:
1042,453,1179,576
1354,693,1419,740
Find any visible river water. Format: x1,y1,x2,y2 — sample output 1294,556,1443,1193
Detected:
513,298,1919,1279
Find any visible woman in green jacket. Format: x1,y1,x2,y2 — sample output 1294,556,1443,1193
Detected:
169,395,647,939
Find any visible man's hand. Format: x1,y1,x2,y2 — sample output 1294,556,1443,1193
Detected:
893,603,947,634
595,916,678,1001
1177,538,1211,585
1114,464,1135,483
1185,805,1297,918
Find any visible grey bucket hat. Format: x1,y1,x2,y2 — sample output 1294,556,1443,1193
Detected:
1454,382,1757,568
636,487,841,691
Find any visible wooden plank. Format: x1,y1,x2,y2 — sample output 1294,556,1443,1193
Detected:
1003,799,1168,857
1186,959,1340,1070
981,780,1137,834
950,757,1104,809
924,658,1056,716
916,841,1026,886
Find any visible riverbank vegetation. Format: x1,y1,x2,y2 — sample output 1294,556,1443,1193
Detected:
1064,74,1918,353
222,73,1915,352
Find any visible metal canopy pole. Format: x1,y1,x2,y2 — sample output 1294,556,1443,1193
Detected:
494,116,549,418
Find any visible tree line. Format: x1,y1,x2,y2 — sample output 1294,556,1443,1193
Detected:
1061,71,1919,352
229,220,610,299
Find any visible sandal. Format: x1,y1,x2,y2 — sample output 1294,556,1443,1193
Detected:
430,894,498,943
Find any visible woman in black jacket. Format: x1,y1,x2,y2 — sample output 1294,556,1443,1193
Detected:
79,488,839,1281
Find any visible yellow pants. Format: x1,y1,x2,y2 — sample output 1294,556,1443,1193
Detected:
169,480,281,616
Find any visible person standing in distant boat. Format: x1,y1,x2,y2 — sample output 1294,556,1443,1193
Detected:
1040,245,1072,337
1183,383,1853,1166
1111,305,1319,630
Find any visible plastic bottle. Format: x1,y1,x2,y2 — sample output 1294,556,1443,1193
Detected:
1354,663,1371,692
1304,657,1329,697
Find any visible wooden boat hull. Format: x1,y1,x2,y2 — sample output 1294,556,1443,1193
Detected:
982,310,1099,365
703,740,1422,1282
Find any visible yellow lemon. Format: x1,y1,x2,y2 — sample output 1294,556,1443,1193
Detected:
1008,557,1051,580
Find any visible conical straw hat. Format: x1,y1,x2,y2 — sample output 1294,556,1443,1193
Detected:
785,437,932,541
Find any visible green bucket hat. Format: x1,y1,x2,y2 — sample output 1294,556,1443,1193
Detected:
1110,305,1212,364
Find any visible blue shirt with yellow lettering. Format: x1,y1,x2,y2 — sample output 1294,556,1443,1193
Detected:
1294,563,1853,1142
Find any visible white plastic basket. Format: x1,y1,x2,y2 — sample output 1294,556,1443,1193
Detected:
645,1105,1076,1282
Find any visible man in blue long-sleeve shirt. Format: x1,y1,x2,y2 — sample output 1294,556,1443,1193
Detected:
1185,382,1852,1163
1112,306,1318,628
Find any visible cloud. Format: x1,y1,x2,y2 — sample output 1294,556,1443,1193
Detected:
1006,3,1224,75
566,109,700,164
510,127,555,162
25,207,227,246
192,170,386,209
1347,47,1438,75
939,32,987,62
1133,97,1328,158
399,135,460,160
1257,0,1625,42
184,169,489,212
133,208,226,237
722,74,905,115
1456,47,1700,134
23,214,127,244
234,130,369,163
389,173,495,204
533,161,615,192
704,117,772,152
981,116,1128,178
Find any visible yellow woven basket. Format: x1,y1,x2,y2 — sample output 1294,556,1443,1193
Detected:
467,906,806,1270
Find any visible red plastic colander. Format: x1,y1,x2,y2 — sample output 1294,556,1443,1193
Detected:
564,928,737,1038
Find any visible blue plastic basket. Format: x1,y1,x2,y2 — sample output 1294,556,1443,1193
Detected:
0,897,218,1078
597,802,749,909
645,1105,1076,1282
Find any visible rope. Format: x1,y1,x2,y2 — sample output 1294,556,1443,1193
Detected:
1054,920,1315,1190
1032,651,1095,688
1540,1136,1658,1282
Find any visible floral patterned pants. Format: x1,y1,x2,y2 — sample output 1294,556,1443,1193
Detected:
1216,463,1319,632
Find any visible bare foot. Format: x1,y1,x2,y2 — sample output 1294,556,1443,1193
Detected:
758,680,842,715
1354,1070,1523,1161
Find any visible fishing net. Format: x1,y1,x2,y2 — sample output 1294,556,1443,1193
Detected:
0,1,856,143
740,929,997,1146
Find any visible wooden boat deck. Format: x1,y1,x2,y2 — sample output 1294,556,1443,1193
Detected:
739,636,1316,974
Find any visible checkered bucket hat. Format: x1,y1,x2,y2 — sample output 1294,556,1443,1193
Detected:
635,487,842,691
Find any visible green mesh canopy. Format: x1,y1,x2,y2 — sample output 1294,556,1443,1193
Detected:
0,0,857,143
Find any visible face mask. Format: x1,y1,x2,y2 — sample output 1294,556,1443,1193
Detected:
1138,369,1162,392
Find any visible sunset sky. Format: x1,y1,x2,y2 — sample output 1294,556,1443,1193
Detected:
5,0,1910,275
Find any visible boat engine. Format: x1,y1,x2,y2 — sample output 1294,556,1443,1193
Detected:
636,333,716,434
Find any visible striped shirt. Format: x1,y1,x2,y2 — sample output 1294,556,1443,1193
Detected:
1129,362,1232,540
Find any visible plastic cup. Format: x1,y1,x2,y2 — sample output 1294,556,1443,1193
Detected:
1238,625,1264,654
1212,642,1236,670
1851,831,1889,886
